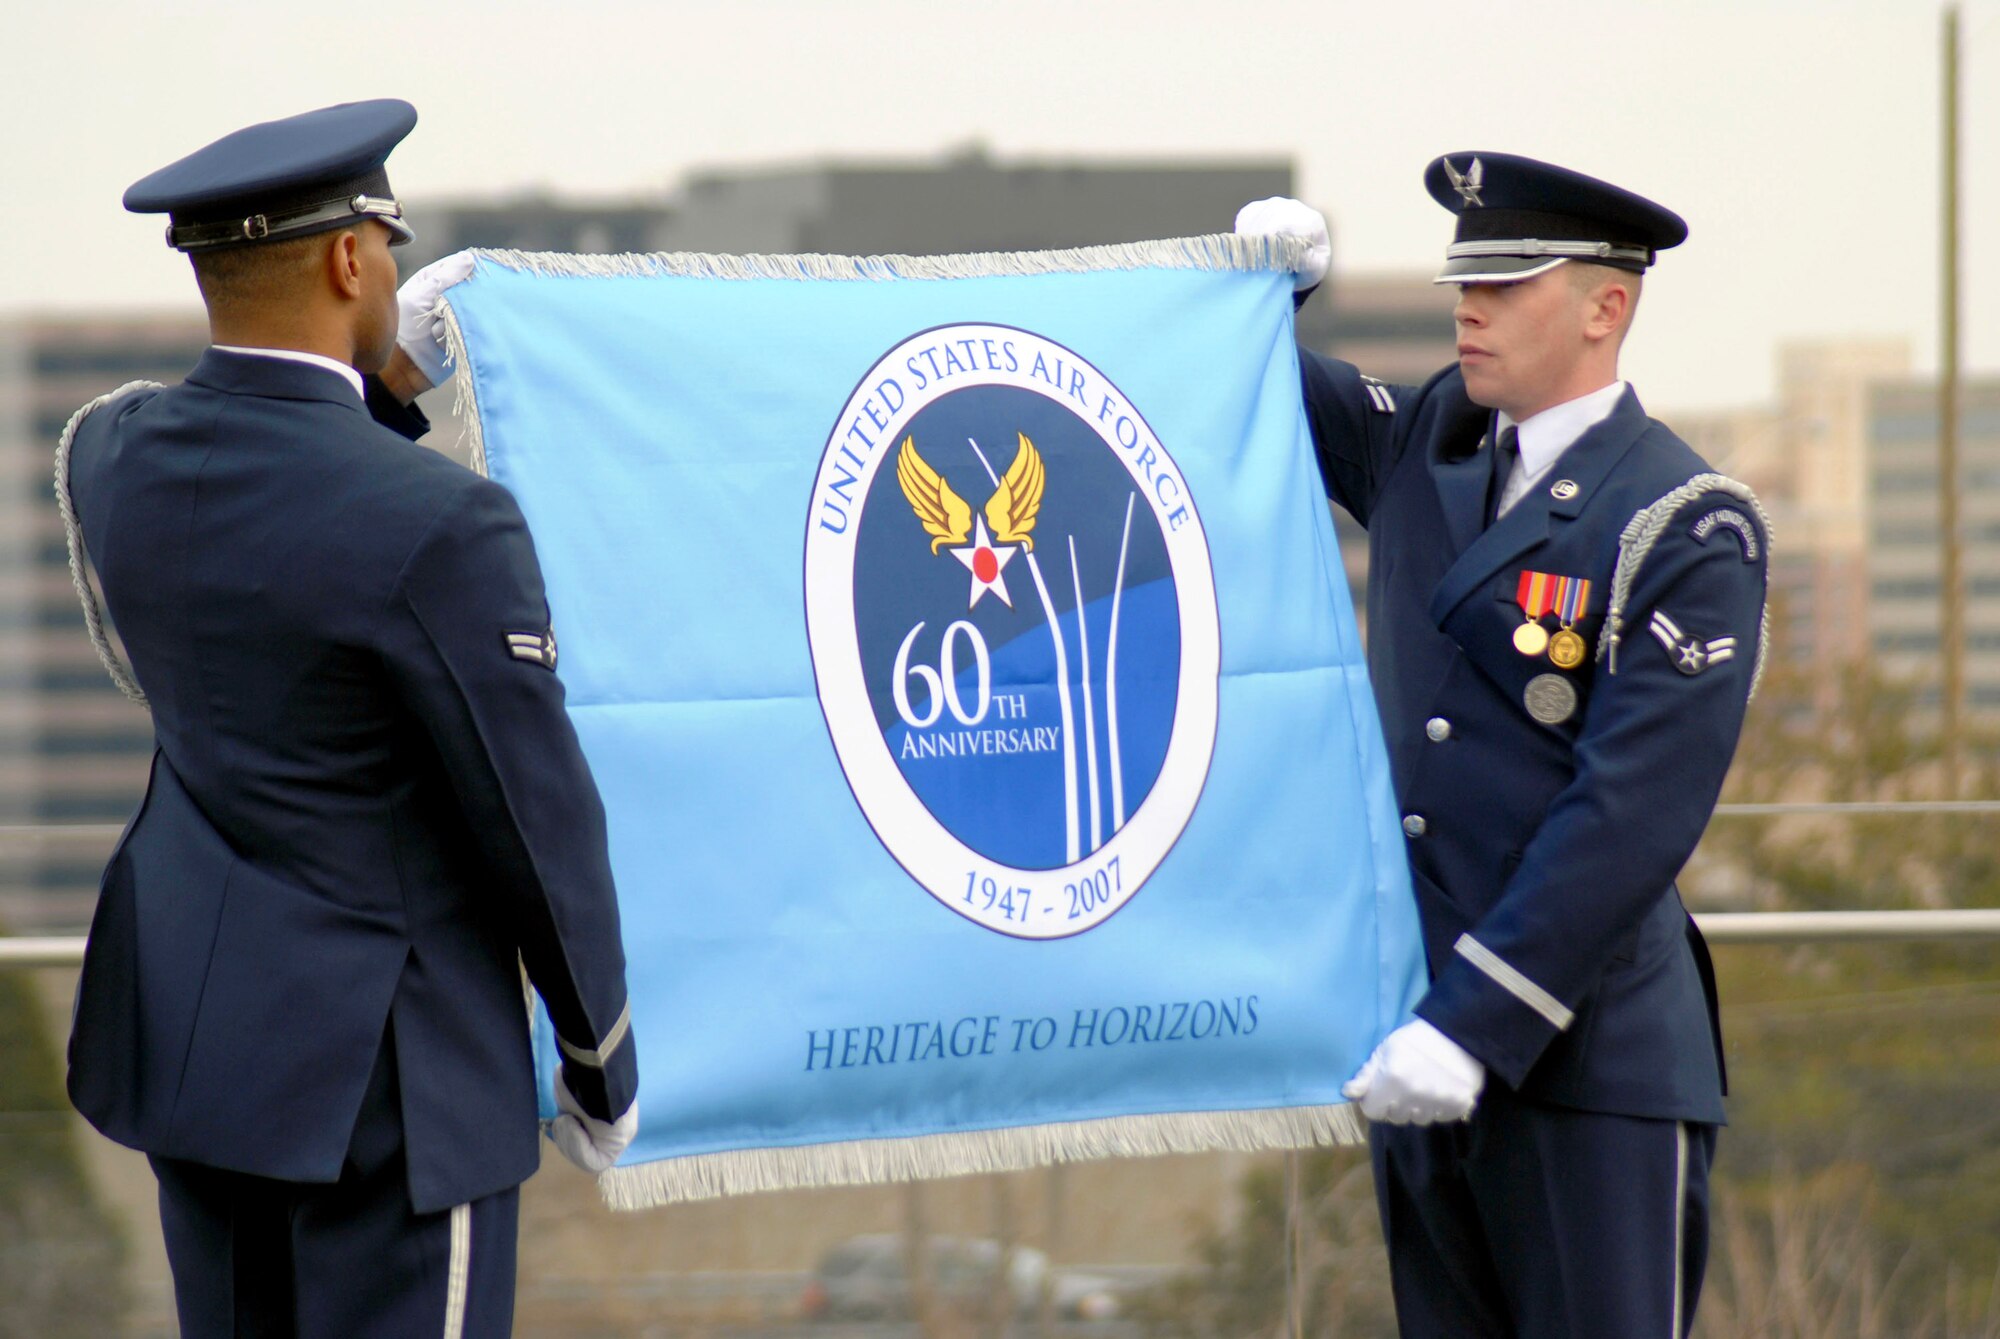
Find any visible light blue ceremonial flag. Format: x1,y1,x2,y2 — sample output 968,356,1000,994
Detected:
438,237,1425,1207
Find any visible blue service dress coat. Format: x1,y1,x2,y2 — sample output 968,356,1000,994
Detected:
1301,353,1767,1123
61,349,638,1213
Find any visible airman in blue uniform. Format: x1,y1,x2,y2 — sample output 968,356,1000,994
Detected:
1241,153,1768,1337
60,100,639,1337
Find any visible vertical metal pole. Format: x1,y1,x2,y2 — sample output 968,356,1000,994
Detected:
989,1174,1018,1339
1941,2,1965,795
1284,1151,1305,1339
904,1180,941,1338
1037,1164,1063,1339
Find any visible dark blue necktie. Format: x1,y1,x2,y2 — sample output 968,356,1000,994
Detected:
1487,424,1520,525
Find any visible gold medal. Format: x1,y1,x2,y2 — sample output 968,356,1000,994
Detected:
1548,627,1587,669
1512,571,1558,657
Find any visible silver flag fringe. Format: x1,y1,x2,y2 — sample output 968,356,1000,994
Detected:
439,231,1311,485
599,1102,1366,1210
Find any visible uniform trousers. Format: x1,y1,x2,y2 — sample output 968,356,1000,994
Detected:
150,1024,519,1339
1371,1085,1717,1339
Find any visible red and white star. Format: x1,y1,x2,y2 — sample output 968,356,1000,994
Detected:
950,517,1019,609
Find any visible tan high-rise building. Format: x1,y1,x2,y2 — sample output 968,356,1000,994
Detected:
1781,341,1911,668
1673,339,1912,681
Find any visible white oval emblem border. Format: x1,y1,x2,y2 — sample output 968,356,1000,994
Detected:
804,322,1220,938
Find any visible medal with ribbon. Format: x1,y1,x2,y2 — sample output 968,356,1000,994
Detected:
1547,575,1592,669
1513,570,1555,656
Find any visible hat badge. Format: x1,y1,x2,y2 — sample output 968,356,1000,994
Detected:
1443,156,1485,207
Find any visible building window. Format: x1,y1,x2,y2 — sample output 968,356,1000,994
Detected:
1874,578,1941,599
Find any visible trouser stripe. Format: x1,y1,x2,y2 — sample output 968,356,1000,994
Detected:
443,1203,471,1339
1671,1122,1688,1338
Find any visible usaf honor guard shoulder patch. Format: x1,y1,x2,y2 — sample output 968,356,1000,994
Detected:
1689,507,1761,561
506,627,558,670
804,323,1220,939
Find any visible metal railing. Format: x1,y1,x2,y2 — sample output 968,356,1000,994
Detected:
5,805,2000,967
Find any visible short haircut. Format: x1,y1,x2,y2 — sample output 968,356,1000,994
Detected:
1565,260,1643,332
188,232,328,310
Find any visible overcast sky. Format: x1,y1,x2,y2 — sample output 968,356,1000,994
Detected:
5,0,1996,413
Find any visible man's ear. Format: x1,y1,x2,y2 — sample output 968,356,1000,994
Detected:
1583,279,1631,343
326,230,364,300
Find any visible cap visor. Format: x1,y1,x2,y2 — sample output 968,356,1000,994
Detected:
1431,255,1567,285
381,214,415,246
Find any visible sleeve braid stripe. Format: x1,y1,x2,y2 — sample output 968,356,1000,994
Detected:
556,998,632,1069
1598,472,1774,700
54,381,165,708
1452,934,1574,1030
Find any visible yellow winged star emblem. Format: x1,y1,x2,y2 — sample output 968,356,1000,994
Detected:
896,435,973,554
896,433,1046,609
985,432,1044,551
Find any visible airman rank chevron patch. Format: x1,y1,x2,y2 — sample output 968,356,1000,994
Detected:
1359,375,1396,414
505,628,557,670
1649,610,1733,676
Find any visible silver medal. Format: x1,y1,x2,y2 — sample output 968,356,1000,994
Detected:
1523,672,1577,725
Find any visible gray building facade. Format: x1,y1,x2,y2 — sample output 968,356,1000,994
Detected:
0,316,209,929
1868,375,2000,713
4,151,1459,930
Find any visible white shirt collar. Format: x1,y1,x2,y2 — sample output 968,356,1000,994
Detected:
1494,380,1628,516
211,345,365,402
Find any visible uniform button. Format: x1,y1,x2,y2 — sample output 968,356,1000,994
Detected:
1425,717,1453,742
1402,814,1428,838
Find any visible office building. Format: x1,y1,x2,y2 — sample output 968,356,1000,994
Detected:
0,316,208,929
1868,371,2000,714
1676,340,1912,689
3,151,1462,929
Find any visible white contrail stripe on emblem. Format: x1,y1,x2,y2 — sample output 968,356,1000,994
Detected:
1070,535,1102,854
974,436,1080,864
1106,492,1136,831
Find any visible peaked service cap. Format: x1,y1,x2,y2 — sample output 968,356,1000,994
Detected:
1424,150,1686,284
124,99,417,252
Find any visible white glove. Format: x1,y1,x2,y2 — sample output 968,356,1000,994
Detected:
394,251,476,389
1342,1019,1485,1125
544,1072,639,1174
1233,196,1330,292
